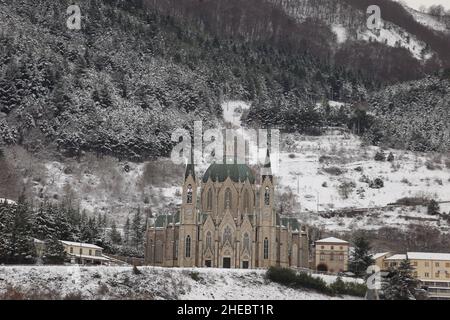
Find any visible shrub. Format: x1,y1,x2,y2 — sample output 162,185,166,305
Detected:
427,199,440,216
189,271,201,282
369,178,384,189
374,151,386,161
288,153,296,159
387,152,395,162
266,267,333,295
132,265,142,275
323,166,344,176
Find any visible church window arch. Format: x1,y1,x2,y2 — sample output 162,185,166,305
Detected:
207,189,213,210
243,189,250,213
155,240,163,263
185,235,191,258
187,185,193,204
225,188,232,209
243,233,250,252
206,231,212,250
223,226,232,245
264,186,270,205
263,237,269,259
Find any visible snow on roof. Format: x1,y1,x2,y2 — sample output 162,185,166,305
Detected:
315,237,349,244
372,252,390,260
386,252,450,261
407,252,450,261
60,240,103,250
0,198,17,205
385,254,407,261
67,253,109,261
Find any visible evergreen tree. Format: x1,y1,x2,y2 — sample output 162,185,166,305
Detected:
348,234,374,277
383,259,421,300
109,220,122,245
43,238,66,265
131,208,143,249
124,216,130,246
427,199,440,216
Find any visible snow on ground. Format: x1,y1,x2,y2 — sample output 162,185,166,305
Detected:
331,24,348,44
0,266,361,300
405,7,449,33
278,130,450,232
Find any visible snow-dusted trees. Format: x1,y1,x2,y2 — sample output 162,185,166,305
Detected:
383,259,421,300
348,233,374,277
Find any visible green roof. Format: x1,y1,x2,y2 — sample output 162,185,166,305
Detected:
202,163,255,184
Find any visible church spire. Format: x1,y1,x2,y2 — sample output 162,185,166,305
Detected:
262,148,272,181
184,145,196,181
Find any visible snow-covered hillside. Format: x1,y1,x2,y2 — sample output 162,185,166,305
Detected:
405,7,449,33
0,266,361,300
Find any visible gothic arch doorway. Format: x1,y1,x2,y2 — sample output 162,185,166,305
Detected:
317,263,328,272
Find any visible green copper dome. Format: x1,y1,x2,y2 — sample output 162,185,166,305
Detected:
202,163,255,184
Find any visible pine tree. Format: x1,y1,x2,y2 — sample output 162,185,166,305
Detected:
43,238,66,265
131,208,143,249
348,234,374,277
109,220,122,245
124,216,130,246
383,259,421,300
427,200,440,216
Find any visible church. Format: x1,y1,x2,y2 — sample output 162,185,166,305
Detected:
144,149,309,269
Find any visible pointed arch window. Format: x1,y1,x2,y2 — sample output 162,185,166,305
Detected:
223,226,232,244
185,235,191,258
243,233,250,252
264,186,270,206
206,231,212,250
263,237,269,259
155,240,163,263
225,188,232,209
187,185,193,204
207,189,213,210
243,189,250,213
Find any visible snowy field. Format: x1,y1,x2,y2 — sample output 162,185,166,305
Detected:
0,266,361,300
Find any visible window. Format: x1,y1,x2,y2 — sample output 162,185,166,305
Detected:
155,240,163,263
206,232,212,250
330,253,334,261
243,233,250,252
207,189,213,210
223,226,232,244
70,247,73,254
320,255,325,261
446,273,450,279
435,272,440,278
321,246,324,249
425,272,430,278
225,188,232,208
89,249,92,256
186,185,193,204
331,246,334,250
436,262,440,267
79,248,82,254
243,189,250,213
340,246,343,250
339,254,344,261
264,187,270,205
185,236,191,258
263,238,269,259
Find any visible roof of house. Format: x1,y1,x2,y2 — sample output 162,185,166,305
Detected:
60,240,103,250
315,237,349,244
385,254,407,261
372,252,391,260
0,198,17,205
67,253,109,261
407,252,450,261
386,252,450,261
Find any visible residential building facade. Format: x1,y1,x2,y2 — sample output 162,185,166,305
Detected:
314,237,349,274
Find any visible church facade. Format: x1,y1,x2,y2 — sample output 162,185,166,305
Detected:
144,151,309,269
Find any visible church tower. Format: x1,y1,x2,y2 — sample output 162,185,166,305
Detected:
257,149,276,267
179,152,198,267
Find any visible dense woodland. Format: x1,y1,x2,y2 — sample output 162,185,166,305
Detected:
0,199,145,264
1,0,448,161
